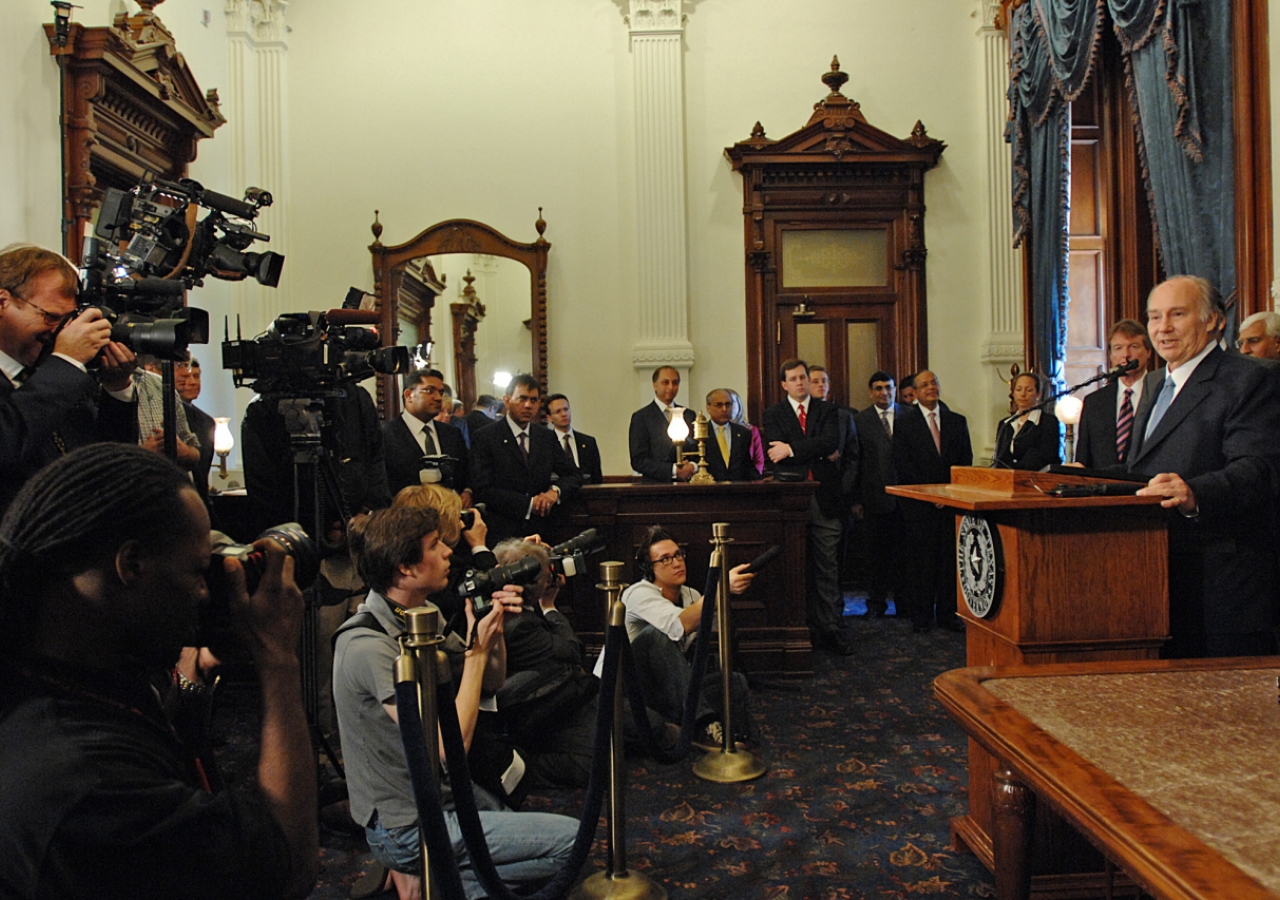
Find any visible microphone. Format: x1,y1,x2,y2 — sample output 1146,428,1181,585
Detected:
324,309,381,326
1104,359,1140,381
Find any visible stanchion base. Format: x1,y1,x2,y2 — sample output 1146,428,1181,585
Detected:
693,748,767,783
570,869,668,900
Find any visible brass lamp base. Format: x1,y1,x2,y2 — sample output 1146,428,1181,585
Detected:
693,747,767,783
571,869,668,900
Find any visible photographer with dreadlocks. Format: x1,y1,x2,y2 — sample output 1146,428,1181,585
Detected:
0,443,317,899
334,505,576,900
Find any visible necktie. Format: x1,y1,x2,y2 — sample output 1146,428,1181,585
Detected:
1115,388,1134,462
563,433,574,464
880,410,891,436
797,403,807,432
717,424,730,463
421,423,438,456
664,407,672,424
518,430,529,460
929,410,942,454
1144,375,1176,440
13,366,35,385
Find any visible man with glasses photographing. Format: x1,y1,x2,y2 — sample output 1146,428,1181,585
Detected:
0,243,137,514
617,525,755,749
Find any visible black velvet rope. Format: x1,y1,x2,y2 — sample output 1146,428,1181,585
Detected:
394,563,728,898
617,565,720,764
392,679,471,899
396,621,622,900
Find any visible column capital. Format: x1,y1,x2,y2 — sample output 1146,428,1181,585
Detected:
627,0,685,35
632,341,696,371
225,0,289,46
975,0,1007,33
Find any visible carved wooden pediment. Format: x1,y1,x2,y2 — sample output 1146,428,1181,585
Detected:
45,3,225,258
726,57,945,169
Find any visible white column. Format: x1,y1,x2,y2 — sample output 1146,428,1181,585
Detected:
627,0,695,399
223,0,292,334
977,0,1023,455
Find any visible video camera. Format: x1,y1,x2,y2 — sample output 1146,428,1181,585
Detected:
78,177,283,360
457,529,603,616
547,528,604,578
222,304,412,396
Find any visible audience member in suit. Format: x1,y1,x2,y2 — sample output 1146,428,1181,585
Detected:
0,244,137,515
471,374,582,544
629,365,697,482
993,372,1062,471
1129,276,1280,658
545,392,604,485
463,394,504,446
382,368,470,498
1075,319,1153,469
174,354,216,508
1236,310,1280,360
893,370,973,634
807,365,861,586
763,359,854,656
726,388,765,477
703,389,760,482
853,371,904,618
441,391,471,447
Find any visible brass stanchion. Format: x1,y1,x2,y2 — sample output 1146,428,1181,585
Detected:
693,522,766,783
571,562,667,900
395,605,449,900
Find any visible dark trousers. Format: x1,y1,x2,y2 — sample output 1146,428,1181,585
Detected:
900,502,956,627
862,508,903,613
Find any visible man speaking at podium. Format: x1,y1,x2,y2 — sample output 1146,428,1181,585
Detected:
1130,276,1280,658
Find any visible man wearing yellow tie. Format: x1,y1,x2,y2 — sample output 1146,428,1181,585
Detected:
703,389,759,482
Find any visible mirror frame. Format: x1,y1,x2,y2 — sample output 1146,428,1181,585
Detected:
370,215,550,419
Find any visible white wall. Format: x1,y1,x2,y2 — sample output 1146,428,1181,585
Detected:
284,0,991,474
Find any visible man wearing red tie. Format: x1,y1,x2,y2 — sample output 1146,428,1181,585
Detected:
763,359,853,656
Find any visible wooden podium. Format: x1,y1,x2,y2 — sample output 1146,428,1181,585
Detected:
889,467,1170,879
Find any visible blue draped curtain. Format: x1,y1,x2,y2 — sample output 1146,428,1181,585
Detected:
1009,0,1236,376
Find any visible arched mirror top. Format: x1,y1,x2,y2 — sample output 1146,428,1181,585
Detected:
370,213,550,419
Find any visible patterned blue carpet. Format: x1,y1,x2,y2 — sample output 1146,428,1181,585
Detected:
216,605,994,899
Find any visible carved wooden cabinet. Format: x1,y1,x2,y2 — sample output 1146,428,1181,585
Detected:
45,4,225,261
726,59,944,418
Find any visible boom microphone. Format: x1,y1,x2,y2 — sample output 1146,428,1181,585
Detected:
324,309,382,326
1105,359,1140,380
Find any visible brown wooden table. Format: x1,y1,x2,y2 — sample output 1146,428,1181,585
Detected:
562,480,819,676
934,658,1280,900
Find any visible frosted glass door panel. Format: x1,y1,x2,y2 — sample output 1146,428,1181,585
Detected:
781,229,888,287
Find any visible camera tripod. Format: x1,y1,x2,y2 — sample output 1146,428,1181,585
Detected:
277,395,356,799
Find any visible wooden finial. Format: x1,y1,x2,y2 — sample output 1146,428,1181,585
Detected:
371,210,383,245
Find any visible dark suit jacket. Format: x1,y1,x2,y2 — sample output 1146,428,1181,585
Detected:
183,401,216,507
629,402,696,482
993,410,1061,470
1075,381,1122,469
0,357,133,515
464,410,497,445
762,397,842,518
382,416,469,496
892,401,973,520
470,417,582,543
854,403,903,516
834,405,861,500
1126,347,1280,644
553,429,604,486
703,420,759,482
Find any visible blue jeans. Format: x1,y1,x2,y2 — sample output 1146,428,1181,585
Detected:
366,807,577,899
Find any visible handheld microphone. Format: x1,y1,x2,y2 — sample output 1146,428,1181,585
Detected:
741,545,782,575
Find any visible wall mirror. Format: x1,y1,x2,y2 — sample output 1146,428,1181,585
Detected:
370,215,550,419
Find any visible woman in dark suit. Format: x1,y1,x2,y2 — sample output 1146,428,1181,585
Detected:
994,372,1062,470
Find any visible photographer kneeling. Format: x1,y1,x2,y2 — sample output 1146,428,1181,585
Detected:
335,506,576,900
0,443,317,899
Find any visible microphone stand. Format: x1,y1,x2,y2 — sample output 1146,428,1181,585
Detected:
994,363,1136,468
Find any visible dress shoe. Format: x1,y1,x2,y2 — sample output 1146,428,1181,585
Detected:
817,630,855,656
865,603,886,619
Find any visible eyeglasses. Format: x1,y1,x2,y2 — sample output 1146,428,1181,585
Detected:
7,291,74,328
652,549,685,567
1235,336,1268,350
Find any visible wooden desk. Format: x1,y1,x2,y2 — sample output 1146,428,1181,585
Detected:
562,480,819,676
935,658,1280,900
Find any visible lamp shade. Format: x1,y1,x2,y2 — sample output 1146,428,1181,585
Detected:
493,370,513,390
1055,395,1084,426
666,408,690,442
213,417,235,454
